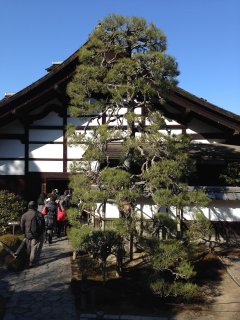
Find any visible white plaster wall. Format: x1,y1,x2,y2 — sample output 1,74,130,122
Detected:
67,160,99,173
99,200,240,222
32,112,62,125
183,201,240,222
72,130,94,139
165,119,180,125
0,140,24,158
106,117,127,126
145,116,172,126
0,120,24,134
29,144,63,158
159,129,183,136
135,132,142,138
105,202,120,218
134,107,142,115
96,201,164,220
145,118,151,125
106,107,127,115
29,160,63,172
209,201,240,221
29,129,63,142
68,117,102,126
186,128,198,134
191,140,210,144
0,160,25,175
105,107,141,116
67,145,86,159
209,139,226,144
103,200,158,220
135,202,158,219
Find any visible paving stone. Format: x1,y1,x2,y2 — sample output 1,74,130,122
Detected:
0,238,77,320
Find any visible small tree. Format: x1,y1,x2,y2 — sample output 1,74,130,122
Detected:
0,190,26,234
186,210,213,243
82,229,123,282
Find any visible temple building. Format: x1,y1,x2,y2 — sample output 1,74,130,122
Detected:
0,47,240,223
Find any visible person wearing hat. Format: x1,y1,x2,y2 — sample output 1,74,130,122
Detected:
20,201,45,268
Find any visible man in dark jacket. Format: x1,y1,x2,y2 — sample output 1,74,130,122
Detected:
20,201,45,267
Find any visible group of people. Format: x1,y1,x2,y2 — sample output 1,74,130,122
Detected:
38,189,71,241
20,189,71,268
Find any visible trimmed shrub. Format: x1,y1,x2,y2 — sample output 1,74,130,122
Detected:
0,190,26,234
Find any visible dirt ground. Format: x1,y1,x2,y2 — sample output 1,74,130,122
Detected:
172,251,240,320
174,272,240,319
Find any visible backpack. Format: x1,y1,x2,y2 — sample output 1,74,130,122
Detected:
46,201,56,215
59,194,70,209
30,212,45,238
44,213,55,228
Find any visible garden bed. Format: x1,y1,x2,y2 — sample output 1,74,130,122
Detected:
70,247,226,317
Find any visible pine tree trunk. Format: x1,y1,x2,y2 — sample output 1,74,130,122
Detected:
176,208,181,239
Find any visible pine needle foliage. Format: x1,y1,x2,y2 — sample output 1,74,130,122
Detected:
220,161,240,186
141,237,197,298
67,13,208,213
66,15,210,296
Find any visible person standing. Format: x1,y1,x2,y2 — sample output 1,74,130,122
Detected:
56,200,66,238
59,190,71,209
46,195,57,233
20,201,45,268
37,192,46,212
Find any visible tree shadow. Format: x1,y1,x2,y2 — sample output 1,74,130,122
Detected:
71,247,228,319
0,268,15,320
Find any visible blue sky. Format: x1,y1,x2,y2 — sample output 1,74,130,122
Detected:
1,0,239,115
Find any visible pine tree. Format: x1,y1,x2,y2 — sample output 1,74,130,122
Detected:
66,14,209,259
